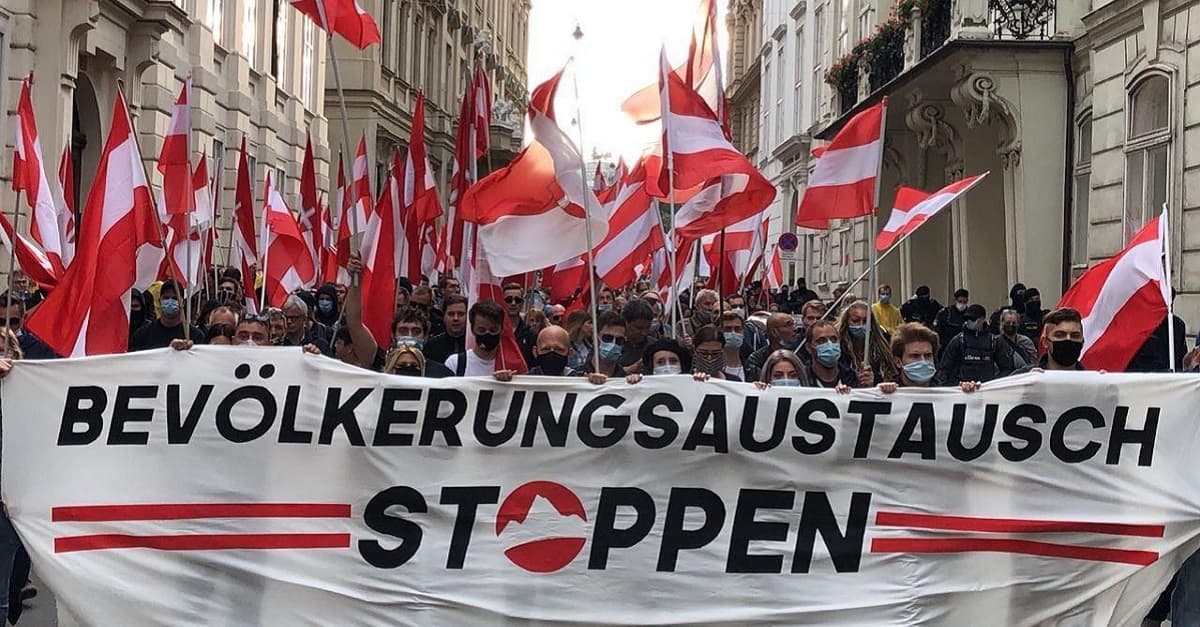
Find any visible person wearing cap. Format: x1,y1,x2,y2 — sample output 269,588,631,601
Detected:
130,279,206,351
936,303,1016,385
900,285,941,328
933,288,971,355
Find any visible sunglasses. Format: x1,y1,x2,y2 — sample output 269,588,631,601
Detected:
600,334,625,345
504,296,524,304
0,317,19,327
242,314,272,324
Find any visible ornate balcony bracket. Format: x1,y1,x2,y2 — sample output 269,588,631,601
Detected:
949,68,1022,166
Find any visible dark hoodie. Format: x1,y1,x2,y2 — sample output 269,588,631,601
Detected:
314,283,341,328
130,288,150,336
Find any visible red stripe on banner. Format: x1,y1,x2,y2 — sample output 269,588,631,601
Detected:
52,503,351,522
871,537,1158,566
55,533,351,553
876,512,1164,537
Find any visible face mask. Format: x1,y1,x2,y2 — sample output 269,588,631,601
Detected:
695,353,724,376
723,332,744,349
318,300,335,314
394,336,425,350
395,365,422,377
732,307,746,319
964,320,982,332
598,341,623,362
1049,339,1083,367
219,289,236,302
161,298,181,318
239,339,258,347
697,310,713,324
780,336,802,351
955,302,967,311
879,294,891,304
816,342,841,368
475,332,500,351
656,363,682,376
772,377,801,387
1002,323,1018,335
903,360,936,384
849,324,867,338
1025,301,1042,317
130,310,146,329
917,294,929,301
535,351,568,375
598,304,613,312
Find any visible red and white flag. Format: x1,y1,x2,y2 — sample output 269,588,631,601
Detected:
461,68,608,277
593,159,664,288
159,156,213,289
703,209,768,296
360,154,402,346
439,65,491,277
657,48,774,239
1057,211,1170,371
232,136,259,313
796,98,886,227
323,153,352,285
0,210,58,293
763,245,785,291
876,173,988,251
25,87,160,357
261,172,316,308
593,162,609,195
12,76,66,277
349,135,373,235
299,135,323,278
57,144,77,265
289,0,380,49
399,91,443,284
545,254,590,309
158,80,193,217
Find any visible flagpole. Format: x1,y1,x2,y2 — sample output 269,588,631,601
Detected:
259,174,272,312
315,3,362,253
568,57,603,376
863,98,887,371
184,78,196,331
1162,203,1176,372
209,153,223,298
717,228,726,299
4,188,22,356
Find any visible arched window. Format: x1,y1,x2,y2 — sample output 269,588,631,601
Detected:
1124,74,1171,243
1071,112,1091,272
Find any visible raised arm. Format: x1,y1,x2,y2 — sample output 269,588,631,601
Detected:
344,254,379,363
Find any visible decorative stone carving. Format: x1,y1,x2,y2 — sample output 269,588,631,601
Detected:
904,90,962,166
949,67,1022,165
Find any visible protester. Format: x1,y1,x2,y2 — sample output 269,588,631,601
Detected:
598,287,615,312
880,322,980,393
1018,287,1047,343
411,286,440,335
998,308,1037,366
1013,307,1086,373
579,310,627,380
837,300,898,383
233,316,271,346
753,349,812,388
391,309,453,377
547,304,566,326
313,283,341,329
265,308,287,344
564,311,593,372
745,312,799,382
502,282,537,364
0,292,55,359
798,299,827,337
937,304,1016,385
682,288,720,339
988,282,1027,332
279,294,331,355
789,278,819,314
900,285,940,327
826,285,848,318
872,284,902,335
746,280,769,311
625,338,692,384
1127,305,1188,372
383,344,426,377
445,300,505,377
423,294,468,364
206,323,235,345
690,325,740,381
522,325,581,376
129,288,151,336
719,311,748,380
619,299,656,373
526,309,548,338
933,288,970,352
0,330,31,621
130,280,206,350
394,286,411,314
640,291,672,338
331,255,385,369
805,320,873,389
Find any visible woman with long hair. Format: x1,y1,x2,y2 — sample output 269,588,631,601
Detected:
564,311,593,371
836,300,899,383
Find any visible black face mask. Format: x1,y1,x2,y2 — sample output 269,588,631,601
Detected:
1049,339,1083,367
535,351,568,375
395,365,423,377
1025,301,1042,317
475,332,501,351
130,309,146,330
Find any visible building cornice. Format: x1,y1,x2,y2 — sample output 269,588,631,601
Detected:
1080,0,1146,43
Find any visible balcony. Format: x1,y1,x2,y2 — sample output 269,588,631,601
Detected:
826,0,1058,117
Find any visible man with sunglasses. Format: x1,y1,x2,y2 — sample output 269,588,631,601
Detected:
0,292,55,359
502,283,536,366
577,311,628,382
547,304,566,326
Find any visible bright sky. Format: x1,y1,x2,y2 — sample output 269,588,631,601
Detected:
526,0,729,164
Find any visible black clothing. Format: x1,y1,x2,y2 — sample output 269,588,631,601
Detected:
18,332,58,359
788,288,819,313
514,319,537,366
900,296,941,327
282,327,331,356
933,306,967,353
428,308,446,337
1018,310,1046,345
424,360,453,379
745,345,774,383
528,365,587,376
1127,315,1188,372
1012,353,1085,375
130,319,207,351
313,284,341,328
937,329,1016,385
424,332,465,365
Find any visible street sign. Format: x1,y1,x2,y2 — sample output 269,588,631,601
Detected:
778,232,799,252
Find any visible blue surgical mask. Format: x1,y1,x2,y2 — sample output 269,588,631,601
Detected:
656,363,682,376
849,324,867,338
161,298,181,318
816,342,841,368
772,377,801,387
723,332,744,349
598,304,613,312
903,360,936,384
318,299,335,314
598,341,622,362
879,294,891,304
394,336,424,350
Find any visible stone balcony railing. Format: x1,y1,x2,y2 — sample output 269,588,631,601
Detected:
829,0,1057,117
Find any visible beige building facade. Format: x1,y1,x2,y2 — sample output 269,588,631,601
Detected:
326,0,530,202
0,0,331,267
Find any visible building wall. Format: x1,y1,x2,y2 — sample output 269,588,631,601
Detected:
0,0,330,268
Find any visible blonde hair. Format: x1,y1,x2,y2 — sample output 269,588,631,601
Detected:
2,328,22,360
384,344,425,374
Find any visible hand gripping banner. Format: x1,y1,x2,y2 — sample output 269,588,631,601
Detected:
3,347,1199,625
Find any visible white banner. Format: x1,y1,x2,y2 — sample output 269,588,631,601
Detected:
3,348,1200,625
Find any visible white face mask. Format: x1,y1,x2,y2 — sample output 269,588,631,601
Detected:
656,363,682,376
239,339,258,347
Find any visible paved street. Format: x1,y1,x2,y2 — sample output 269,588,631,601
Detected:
15,572,56,627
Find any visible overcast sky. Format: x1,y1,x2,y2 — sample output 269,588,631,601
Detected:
526,1,729,163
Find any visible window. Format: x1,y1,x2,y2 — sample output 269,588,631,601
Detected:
762,55,772,148
243,0,257,63
1071,113,1092,269
837,226,852,282
836,0,851,57
857,6,874,43
272,0,288,86
414,16,424,83
776,43,786,144
275,166,287,196
382,0,393,71
426,26,437,96
209,0,224,47
813,232,829,286
445,43,453,103
1124,74,1170,243
812,4,826,121
794,25,805,130
396,4,407,77
212,138,226,171
301,20,316,108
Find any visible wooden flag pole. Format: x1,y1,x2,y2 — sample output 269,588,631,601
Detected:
314,1,362,258
568,56,603,375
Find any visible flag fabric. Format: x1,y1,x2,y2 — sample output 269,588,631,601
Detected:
657,48,774,239
159,156,213,289
465,250,529,375
232,136,259,313
652,238,696,311
593,160,664,289
261,172,317,308
1056,211,1170,371
461,68,608,278
763,245,785,290
323,153,352,285
289,0,380,49
703,210,767,296
57,144,76,265
439,65,491,277
25,87,160,357
299,135,323,278
875,173,988,251
360,155,401,346
350,135,373,234
157,80,193,217
399,91,443,284
593,162,608,196
0,210,58,293
12,76,66,276
796,98,886,226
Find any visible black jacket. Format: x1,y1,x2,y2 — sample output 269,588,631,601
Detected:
424,332,465,365
1126,315,1188,372
900,297,941,327
936,330,1016,385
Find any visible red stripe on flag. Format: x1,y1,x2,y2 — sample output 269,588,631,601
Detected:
53,503,351,522
875,512,1164,537
55,533,351,553
871,537,1158,566
1080,280,1168,371
796,178,877,223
